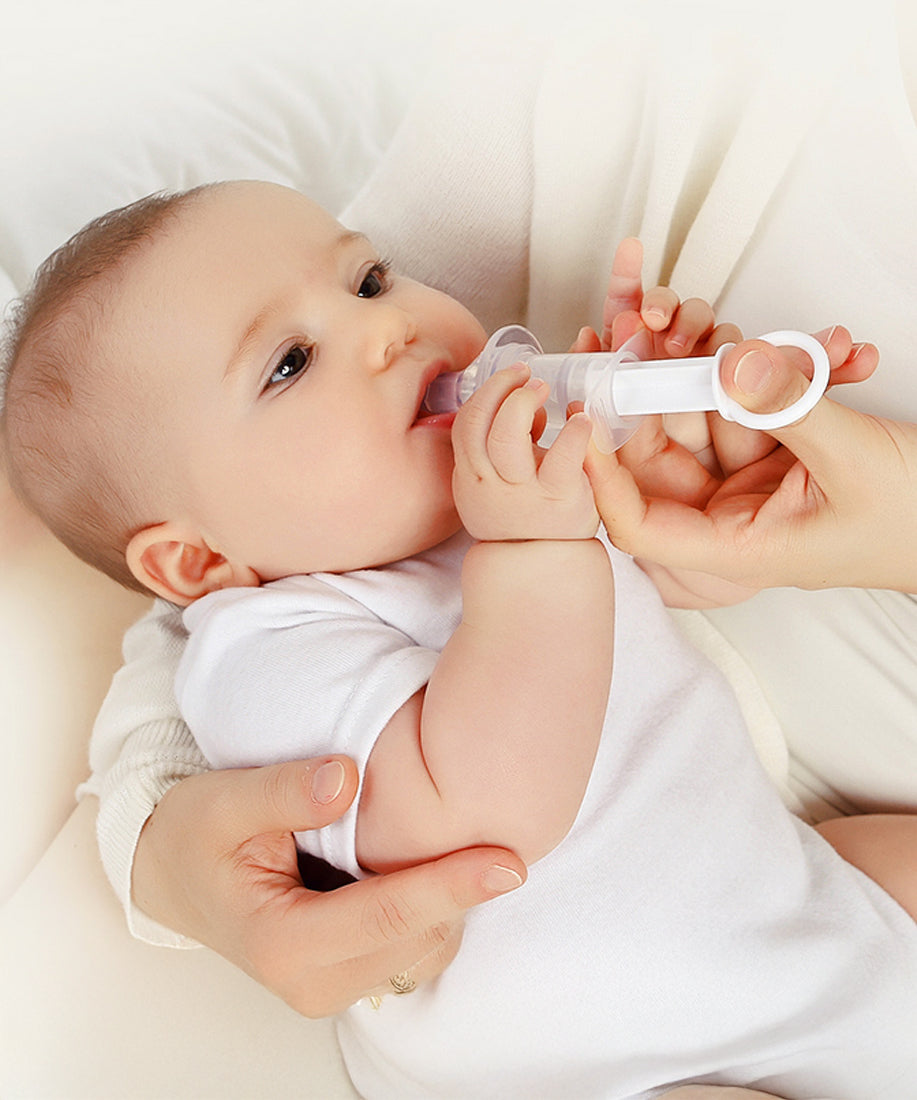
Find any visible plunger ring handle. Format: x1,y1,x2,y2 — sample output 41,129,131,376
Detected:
712,330,830,431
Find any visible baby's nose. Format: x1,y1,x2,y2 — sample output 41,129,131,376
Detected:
367,311,417,373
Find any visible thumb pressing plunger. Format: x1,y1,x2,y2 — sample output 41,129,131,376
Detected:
424,325,830,452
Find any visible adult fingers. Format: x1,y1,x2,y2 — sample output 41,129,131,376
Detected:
721,326,871,406
640,286,680,333
306,846,527,970
601,238,644,347
811,325,879,386
709,327,853,475
360,921,467,1006
204,757,360,841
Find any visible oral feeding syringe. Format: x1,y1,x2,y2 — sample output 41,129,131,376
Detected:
424,325,830,452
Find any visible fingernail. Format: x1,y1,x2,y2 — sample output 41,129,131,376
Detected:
312,760,346,805
733,349,773,395
851,342,867,358
481,865,524,895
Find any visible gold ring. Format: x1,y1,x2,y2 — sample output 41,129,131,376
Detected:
389,971,417,995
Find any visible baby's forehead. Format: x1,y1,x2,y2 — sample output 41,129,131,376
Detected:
120,184,340,296
163,180,340,246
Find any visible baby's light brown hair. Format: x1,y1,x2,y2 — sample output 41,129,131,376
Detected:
0,186,213,592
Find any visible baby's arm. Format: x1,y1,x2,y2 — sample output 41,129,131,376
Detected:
95,602,527,1013
357,366,614,873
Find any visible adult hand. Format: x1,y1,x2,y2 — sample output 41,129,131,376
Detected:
131,756,526,1017
587,329,917,593
588,237,745,466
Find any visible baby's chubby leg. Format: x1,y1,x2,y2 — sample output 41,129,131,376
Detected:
817,814,917,920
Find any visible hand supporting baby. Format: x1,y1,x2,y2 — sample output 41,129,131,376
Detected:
132,755,526,1017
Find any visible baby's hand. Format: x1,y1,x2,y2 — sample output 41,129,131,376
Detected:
452,363,599,542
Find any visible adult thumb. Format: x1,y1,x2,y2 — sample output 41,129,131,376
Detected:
721,340,813,418
228,756,360,837
719,339,875,495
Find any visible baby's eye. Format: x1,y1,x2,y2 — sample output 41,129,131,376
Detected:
357,260,392,299
266,344,312,389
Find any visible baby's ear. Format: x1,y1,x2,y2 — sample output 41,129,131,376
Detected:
126,523,259,605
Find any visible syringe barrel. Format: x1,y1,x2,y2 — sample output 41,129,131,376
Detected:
513,352,643,450
422,327,645,450
423,324,829,452
609,360,718,415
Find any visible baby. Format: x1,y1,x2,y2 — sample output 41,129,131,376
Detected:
3,180,916,1100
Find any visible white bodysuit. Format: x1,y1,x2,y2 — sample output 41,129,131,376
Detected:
86,0,917,952
176,533,917,1100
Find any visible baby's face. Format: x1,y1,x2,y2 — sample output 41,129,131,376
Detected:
108,181,486,579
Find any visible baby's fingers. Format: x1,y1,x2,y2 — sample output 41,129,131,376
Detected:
452,363,530,479
538,412,594,495
486,377,548,483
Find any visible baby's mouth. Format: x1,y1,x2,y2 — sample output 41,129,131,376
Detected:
413,362,459,425
418,370,463,421
413,403,457,429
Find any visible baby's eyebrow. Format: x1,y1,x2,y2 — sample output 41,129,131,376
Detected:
337,228,371,250
224,302,278,381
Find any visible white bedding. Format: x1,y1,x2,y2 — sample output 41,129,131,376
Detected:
0,0,428,300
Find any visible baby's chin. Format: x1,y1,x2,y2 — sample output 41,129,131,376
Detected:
262,521,464,578
369,518,466,571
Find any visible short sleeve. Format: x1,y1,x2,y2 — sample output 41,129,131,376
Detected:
176,577,440,879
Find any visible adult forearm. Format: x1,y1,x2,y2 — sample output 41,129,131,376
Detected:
422,538,614,863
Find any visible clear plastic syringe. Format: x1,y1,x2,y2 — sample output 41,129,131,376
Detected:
423,325,830,452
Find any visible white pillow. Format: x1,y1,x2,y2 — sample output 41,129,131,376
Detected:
0,0,474,306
